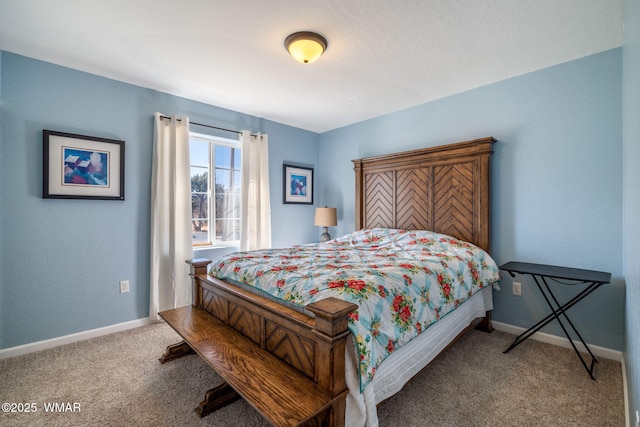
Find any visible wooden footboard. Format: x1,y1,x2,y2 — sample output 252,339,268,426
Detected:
173,258,357,426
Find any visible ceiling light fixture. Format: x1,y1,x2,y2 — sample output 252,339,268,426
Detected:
284,31,327,64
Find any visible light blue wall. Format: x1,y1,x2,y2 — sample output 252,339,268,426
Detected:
0,50,3,345
0,53,319,349
319,48,624,351
623,0,640,420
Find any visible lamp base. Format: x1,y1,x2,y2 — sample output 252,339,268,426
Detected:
320,227,331,242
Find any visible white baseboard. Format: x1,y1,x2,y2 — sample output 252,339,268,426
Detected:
492,321,622,362
622,356,630,427
0,317,154,359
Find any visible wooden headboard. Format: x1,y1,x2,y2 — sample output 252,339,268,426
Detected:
352,137,495,252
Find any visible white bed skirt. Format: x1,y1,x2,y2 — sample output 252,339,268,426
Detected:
345,286,493,427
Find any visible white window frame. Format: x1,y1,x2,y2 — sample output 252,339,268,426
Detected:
190,131,241,249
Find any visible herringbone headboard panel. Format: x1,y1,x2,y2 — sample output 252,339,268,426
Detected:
352,137,495,252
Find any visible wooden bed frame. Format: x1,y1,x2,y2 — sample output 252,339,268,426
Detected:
159,137,496,426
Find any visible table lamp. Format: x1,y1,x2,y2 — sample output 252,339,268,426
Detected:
314,207,337,242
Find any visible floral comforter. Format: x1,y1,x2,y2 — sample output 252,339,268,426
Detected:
210,228,500,391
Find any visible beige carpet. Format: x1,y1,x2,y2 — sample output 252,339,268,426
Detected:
0,322,624,426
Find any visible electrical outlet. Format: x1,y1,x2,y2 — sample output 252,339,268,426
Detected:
512,282,522,296
119,280,130,293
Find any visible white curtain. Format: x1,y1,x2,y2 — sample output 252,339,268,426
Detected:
240,131,272,251
149,113,193,321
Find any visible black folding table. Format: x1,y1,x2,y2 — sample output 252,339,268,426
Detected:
499,261,611,380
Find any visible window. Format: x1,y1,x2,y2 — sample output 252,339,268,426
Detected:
190,132,241,247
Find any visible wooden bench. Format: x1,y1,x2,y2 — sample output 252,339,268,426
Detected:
159,304,345,426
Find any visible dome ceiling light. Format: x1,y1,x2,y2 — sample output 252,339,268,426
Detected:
284,31,328,64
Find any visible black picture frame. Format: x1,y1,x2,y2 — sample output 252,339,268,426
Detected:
283,164,313,204
43,130,125,200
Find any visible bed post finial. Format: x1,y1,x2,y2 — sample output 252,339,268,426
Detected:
186,258,212,308
307,297,357,427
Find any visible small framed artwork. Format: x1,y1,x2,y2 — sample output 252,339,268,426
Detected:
43,130,125,200
283,164,313,204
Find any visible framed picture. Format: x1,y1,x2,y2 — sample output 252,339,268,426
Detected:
283,164,313,204
43,130,125,200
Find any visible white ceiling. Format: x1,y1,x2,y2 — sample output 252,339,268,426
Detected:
0,0,624,133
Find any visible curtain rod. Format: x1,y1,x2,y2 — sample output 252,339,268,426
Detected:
159,115,260,137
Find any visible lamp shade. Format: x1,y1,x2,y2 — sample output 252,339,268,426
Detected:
284,32,327,64
314,207,337,227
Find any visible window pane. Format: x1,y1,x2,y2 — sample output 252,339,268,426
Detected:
232,219,240,240
215,168,231,189
215,146,231,168
191,194,208,220
192,220,209,246
190,140,209,167
233,194,241,218
215,219,237,242
233,170,241,194
233,148,241,169
216,191,230,219
191,168,208,192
